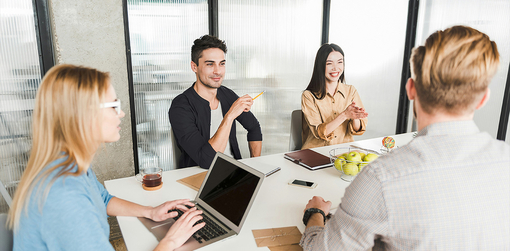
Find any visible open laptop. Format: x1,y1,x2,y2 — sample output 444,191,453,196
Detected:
138,152,265,250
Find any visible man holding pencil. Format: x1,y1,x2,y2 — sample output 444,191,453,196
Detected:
169,35,262,169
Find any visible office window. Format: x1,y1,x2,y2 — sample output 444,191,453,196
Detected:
127,0,208,170
0,0,41,213
413,0,510,138
329,0,409,139
218,0,322,156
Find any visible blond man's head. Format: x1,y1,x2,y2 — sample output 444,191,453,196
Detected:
410,25,500,115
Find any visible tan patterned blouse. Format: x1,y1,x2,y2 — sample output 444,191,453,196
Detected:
301,83,367,149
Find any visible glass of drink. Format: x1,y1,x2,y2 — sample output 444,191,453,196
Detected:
135,167,163,190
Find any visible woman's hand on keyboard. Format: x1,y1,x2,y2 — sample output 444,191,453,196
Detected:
150,199,196,222
158,207,206,250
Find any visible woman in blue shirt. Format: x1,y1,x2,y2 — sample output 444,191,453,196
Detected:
8,64,205,250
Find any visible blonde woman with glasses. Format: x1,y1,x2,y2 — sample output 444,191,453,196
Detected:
8,65,205,250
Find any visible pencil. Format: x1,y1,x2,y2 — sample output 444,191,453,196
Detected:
252,91,265,100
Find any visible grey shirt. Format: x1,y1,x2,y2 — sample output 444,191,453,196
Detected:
300,120,510,250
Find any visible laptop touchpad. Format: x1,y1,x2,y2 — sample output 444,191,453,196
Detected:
138,217,175,241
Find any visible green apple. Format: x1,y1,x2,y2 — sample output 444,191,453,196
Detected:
358,152,366,160
341,153,349,158
363,153,378,162
346,151,362,163
334,157,346,171
342,163,359,176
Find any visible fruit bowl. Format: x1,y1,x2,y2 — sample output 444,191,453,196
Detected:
329,147,379,182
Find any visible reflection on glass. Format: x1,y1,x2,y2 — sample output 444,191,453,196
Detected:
329,0,409,139
219,0,322,156
0,0,41,213
127,0,208,170
415,0,510,138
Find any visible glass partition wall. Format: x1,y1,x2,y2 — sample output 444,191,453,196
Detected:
0,0,42,213
127,0,208,171
329,0,410,140
127,0,322,170
218,0,322,156
126,0,510,172
409,0,510,138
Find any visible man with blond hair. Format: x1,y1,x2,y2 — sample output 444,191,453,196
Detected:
300,25,510,250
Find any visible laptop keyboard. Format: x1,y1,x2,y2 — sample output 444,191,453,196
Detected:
168,207,229,243
193,214,228,242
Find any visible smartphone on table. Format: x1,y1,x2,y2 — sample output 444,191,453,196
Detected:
288,179,317,189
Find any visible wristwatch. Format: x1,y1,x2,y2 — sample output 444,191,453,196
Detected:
302,208,326,226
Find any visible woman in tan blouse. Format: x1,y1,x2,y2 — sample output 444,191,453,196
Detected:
301,44,368,149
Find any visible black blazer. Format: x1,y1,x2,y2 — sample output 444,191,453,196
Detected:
169,83,262,169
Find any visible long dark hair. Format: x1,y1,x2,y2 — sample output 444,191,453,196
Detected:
305,43,345,100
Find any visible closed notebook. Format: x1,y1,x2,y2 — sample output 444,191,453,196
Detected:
176,171,207,191
284,149,332,170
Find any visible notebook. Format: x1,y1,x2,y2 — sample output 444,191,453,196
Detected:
284,149,333,170
176,171,208,191
138,152,265,251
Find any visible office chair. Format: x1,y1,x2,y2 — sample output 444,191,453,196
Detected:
0,179,13,251
288,110,303,151
0,179,11,208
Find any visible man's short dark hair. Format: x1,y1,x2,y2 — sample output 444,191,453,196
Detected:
191,35,227,66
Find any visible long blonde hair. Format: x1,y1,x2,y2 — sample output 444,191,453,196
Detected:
410,25,500,115
8,64,110,231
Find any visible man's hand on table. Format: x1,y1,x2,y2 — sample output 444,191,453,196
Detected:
149,199,196,222
305,196,332,214
304,196,332,229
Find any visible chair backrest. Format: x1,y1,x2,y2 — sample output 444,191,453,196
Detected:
289,110,303,151
0,179,13,250
0,213,13,251
170,129,182,169
0,179,11,208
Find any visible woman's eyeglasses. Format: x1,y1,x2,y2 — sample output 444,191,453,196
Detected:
100,99,121,115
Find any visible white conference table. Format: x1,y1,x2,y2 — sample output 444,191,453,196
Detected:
105,133,414,251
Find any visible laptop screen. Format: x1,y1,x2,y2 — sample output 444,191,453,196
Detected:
198,156,261,226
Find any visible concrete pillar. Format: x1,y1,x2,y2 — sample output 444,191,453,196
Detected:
49,0,135,183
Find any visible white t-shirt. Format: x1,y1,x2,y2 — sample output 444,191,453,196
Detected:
210,101,233,157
